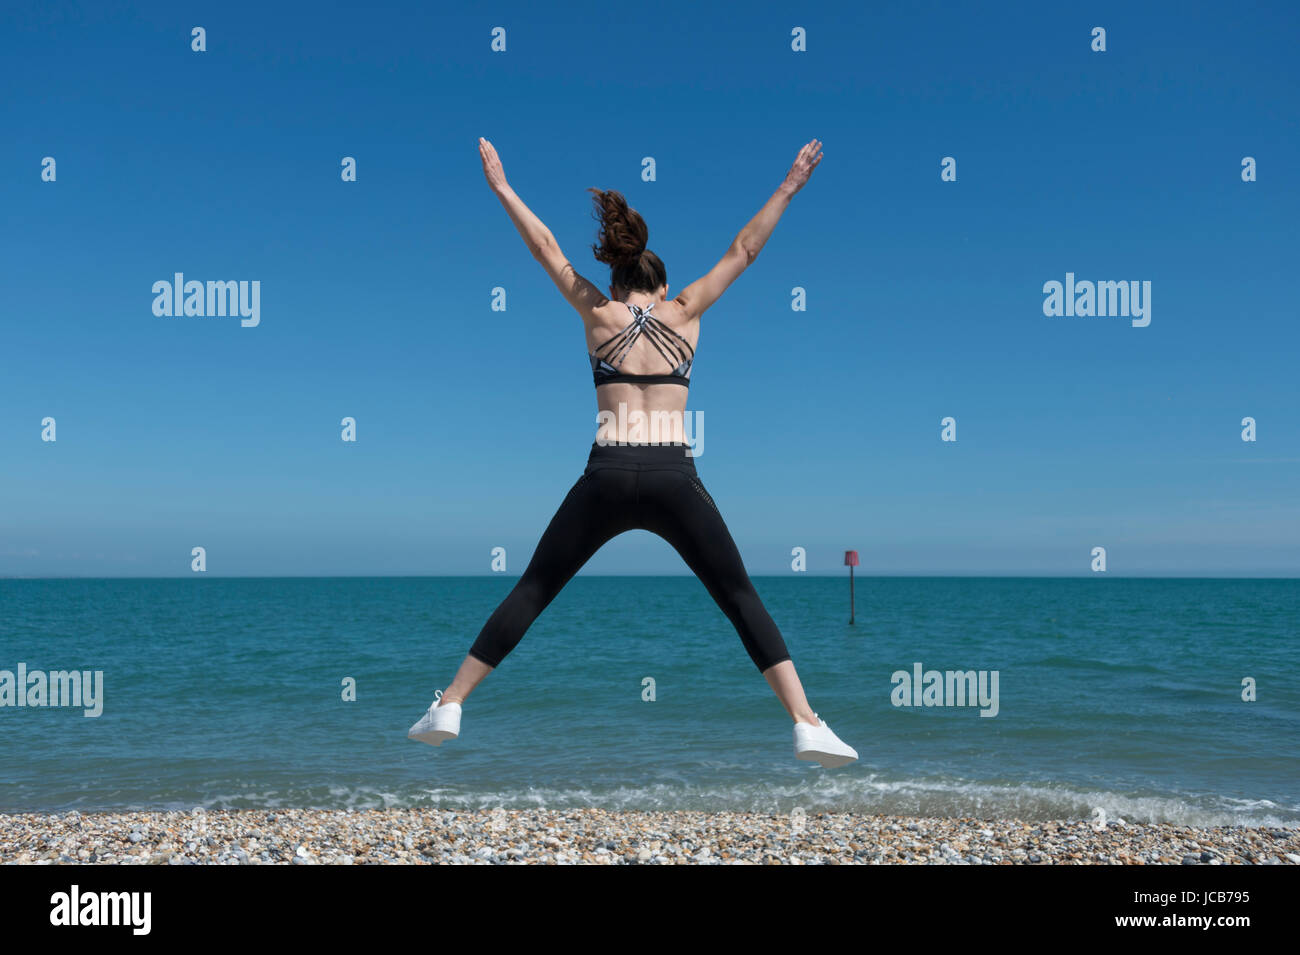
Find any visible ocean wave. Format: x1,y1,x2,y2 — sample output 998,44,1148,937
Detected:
1028,655,1164,674
49,776,1297,829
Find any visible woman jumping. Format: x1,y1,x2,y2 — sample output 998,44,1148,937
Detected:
408,137,857,768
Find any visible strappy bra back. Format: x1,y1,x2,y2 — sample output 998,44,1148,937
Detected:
589,301,694,388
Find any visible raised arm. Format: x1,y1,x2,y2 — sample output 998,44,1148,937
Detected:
478,137,607,314
674,139,823,321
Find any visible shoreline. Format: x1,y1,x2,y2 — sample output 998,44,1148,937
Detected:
2,808,1297,865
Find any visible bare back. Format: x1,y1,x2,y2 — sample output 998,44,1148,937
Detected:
584,293,699,446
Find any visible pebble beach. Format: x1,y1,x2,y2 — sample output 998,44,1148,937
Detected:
2,809,1297,865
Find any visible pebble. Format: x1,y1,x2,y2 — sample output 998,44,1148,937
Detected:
0,809,1291,865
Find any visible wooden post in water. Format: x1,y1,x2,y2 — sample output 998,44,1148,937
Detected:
844,550,859,624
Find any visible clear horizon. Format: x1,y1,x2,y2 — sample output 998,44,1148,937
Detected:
4,573,1297,580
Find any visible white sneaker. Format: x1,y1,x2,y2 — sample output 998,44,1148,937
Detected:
793,713,858,768
408,691,461,746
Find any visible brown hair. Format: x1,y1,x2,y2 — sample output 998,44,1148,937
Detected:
587,188,667,295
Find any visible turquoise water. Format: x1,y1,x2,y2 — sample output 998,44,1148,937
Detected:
1,577,1297,825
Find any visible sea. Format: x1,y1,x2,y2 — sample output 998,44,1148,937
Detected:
1,577,1296,826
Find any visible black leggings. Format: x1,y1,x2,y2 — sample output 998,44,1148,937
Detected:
467,441,793,673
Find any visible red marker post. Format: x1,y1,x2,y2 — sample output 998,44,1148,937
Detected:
844,550,860,624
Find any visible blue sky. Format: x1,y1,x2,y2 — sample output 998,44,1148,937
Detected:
2,0,1297,576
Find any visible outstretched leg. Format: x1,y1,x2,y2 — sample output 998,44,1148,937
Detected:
457,467,633,685
639,467,818,725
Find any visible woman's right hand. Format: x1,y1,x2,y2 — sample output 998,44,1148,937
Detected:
782,139,823,195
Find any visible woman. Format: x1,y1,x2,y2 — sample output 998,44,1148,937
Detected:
408,137,857,768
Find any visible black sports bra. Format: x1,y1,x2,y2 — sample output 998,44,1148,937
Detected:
589,301,694,388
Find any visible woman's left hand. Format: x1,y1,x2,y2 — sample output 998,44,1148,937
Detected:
478,137,508,192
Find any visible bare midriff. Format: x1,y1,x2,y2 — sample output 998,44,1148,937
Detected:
594,381,692,445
